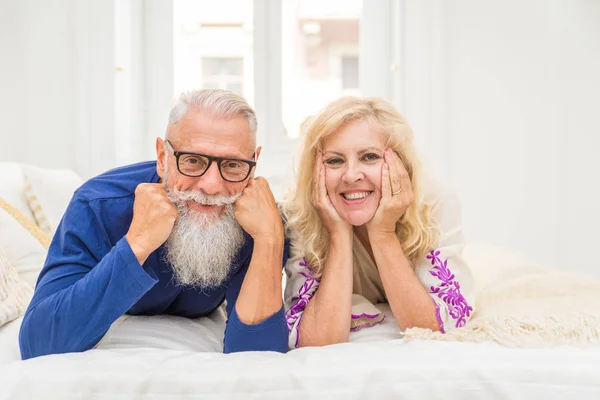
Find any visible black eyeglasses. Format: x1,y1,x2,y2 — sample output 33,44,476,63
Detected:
165,140,256,182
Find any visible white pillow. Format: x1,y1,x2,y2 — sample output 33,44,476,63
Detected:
0,317,23,364
0,162,35,221
96,304,404,352
0,245,33,330
22,165,83,235
96,306,227,352
0,201,48,288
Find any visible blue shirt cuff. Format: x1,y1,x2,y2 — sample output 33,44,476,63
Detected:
224,305,288,353
117,237,158,289
228,305,285,332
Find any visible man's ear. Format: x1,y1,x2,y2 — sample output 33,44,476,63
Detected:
255,145,262,161
248,146,262,180
156,137,166,178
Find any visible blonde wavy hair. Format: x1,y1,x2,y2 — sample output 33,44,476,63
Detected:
282,97,439,276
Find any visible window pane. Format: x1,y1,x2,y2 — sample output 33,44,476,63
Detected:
202,57,244,76
201,57,244,95
226,83,244,95
202,82,220,90
282,0,362,138
173,0,253,103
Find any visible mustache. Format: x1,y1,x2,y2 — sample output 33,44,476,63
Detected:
166,187,241,207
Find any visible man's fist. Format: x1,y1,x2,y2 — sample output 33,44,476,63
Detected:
234,177,283,241
125,183,178,264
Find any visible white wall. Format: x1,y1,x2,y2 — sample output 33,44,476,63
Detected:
2,0,599,276
395,0,600,275
0,0,118,179
0,0,77,169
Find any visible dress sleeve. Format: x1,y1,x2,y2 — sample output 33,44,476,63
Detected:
413,192,475,332
283,254,321,349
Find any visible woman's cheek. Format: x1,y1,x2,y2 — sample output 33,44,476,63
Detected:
368,164,384,192
324,168,341,195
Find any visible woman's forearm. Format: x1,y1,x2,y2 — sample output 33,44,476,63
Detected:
298,232,354,346
370,233,440,332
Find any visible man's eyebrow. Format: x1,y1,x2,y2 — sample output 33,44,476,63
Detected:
175,146,253,160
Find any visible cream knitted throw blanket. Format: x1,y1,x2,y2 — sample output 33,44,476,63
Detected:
404,249,600,347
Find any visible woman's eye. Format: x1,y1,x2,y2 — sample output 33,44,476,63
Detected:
362,153,381,162
325,158,343,165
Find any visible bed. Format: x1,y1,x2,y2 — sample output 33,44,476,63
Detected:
2,301,600,399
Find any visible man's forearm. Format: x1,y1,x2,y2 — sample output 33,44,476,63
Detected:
19,238,158,359
234,235,284,325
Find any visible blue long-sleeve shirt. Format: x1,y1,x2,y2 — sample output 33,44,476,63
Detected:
19,161,290,359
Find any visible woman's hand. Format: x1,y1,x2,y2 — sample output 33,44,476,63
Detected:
367,149,414,237
312,152,352,239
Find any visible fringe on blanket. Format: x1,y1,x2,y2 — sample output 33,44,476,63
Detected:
404,315,600,347
404,265,600,347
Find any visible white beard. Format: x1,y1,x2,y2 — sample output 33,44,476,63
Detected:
163,186,245,288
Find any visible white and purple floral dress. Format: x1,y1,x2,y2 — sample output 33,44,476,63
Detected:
284,190,475,350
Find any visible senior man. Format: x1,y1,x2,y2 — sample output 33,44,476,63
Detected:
19,89,289,359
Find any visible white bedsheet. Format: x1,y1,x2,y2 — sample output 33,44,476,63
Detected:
1,305,600,399
2,244,600,399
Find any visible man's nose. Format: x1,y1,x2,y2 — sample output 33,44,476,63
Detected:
195,162,225,195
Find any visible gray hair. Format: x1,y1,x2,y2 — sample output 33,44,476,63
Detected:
167,89,257,135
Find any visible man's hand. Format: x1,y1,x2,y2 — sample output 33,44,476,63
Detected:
233,177,286,327
234,177,284,242
125,183,178,265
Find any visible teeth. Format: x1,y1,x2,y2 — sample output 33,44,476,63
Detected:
343,192,370,200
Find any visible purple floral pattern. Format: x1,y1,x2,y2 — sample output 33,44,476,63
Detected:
426,250,472,331
285,258,321,348
351,312,383,320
